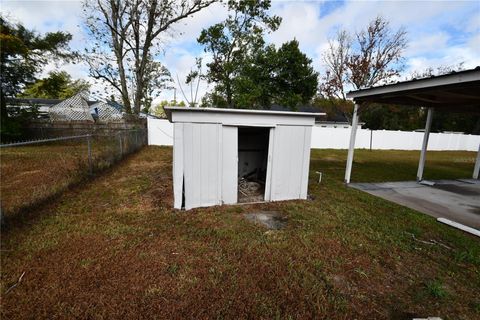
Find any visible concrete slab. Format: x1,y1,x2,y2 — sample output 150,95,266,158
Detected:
349,180,480,230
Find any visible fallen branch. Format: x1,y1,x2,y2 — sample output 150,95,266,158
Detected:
5,271,25,295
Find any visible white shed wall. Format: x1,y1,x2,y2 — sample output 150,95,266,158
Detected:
269,126,311,201
171,122,313,209
221,126,238,204
182,123,222,210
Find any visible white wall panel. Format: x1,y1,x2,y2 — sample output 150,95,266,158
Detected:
270,126,310,201
148,118,173,146
172,123,183,209
300,126,312,199
183,123,221,209
221,126,238,204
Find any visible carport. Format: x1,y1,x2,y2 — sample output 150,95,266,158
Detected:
344,67,480,232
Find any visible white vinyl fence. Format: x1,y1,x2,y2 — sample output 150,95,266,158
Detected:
148,118,480,151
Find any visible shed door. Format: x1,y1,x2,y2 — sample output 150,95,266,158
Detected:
269,125,312,201
183,123,222,209
221,126,238,204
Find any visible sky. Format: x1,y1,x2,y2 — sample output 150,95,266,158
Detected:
2,0,480,104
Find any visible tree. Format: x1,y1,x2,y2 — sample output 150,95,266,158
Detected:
83,0,216,115
21,71,90,99
198,0,281,107
320,16,407,121
232,40,318,109
152,99,185,117
0,16,75,141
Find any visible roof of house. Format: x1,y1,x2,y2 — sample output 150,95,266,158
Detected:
9,98,63,106
346,67,480,113
48,92,124,122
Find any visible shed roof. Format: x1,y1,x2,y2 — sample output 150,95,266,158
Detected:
165,107,324,127
165,106,324,120
346,67,480,113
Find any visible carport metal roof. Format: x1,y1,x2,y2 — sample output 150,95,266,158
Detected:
346,67,480,113
343,67,480,184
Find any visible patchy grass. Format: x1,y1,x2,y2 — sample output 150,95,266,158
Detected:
1,146,479,319
1,142,88,217
0,137,134,219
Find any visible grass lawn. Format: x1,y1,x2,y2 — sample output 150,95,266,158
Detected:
1,146,479,319
0,137,130,219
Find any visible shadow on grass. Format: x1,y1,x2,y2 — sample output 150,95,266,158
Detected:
1,148,144,234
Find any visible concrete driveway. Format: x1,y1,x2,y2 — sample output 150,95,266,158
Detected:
349,179,480,230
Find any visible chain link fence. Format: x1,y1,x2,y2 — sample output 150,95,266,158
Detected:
0,129,147,222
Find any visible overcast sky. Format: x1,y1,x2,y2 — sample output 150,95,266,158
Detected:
3,0,480,104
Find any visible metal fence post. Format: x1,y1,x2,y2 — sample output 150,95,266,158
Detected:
87,135,93,174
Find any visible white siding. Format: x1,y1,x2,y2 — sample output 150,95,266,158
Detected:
221,126,238,204
270,125,311,201
173,123,184,209
183,123,222,209
300,126,312,199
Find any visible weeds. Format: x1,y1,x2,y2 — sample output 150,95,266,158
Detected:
425,279,449,299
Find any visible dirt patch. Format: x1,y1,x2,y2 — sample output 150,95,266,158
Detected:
243,211,287,229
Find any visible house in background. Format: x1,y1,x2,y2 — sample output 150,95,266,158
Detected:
49,92,124,122
89,101,124,122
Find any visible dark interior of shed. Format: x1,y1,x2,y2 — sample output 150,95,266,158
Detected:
237,127,270,203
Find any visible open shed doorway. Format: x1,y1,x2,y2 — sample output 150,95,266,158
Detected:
238,127,270,203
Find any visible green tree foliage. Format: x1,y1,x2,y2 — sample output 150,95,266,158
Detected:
0,16,75,141
198,0,281,107
232,40,318,109
21,71,90,99
152,99,186,118
198,1,317,110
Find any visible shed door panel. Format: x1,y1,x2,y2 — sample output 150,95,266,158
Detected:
173,123,184,209
183,123,221,209
270,125,310,201
221,126,238,204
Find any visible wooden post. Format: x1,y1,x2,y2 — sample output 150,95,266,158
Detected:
417,107,434,181
344,103,360,183
473,143,480,179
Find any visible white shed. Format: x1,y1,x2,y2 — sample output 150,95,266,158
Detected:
165,107,324,210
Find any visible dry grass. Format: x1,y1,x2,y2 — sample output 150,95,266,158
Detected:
0,136,135,219
1,142,88,217
1,146,479,319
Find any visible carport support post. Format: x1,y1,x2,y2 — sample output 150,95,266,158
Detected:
417,107,434,181
344,103,360,183
473,143,480,179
